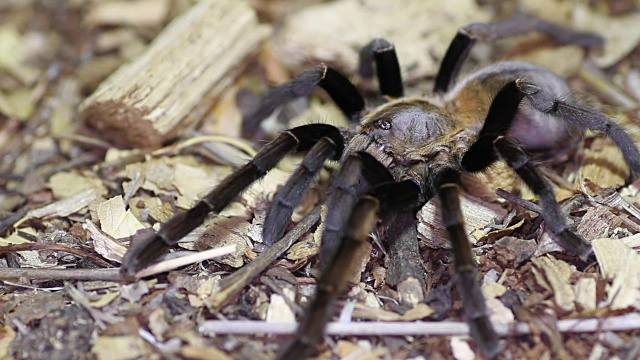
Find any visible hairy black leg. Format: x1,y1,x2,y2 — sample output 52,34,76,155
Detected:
435,168,499,357
434,15,603,93
120,124,343,278
461,80,524,172
358,38,404,98
494,137,592,260
320,152,394,263
243,65,365,133
263,137,340,246
277,196,379,360
517,80,640,178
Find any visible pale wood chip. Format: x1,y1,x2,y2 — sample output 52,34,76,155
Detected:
573,276,597,312
576,205,623,240
592,238,640,310
531,255,576,312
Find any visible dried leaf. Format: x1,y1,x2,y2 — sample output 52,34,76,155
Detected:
92,336,147,360
90,292,120,309
173,163,222,209
86,220,127,263
576,138,629,194
481,281,507,299
180,345,234,360
286,232,318,260
48,171,107,199
97,196,146,239
0,26,40,84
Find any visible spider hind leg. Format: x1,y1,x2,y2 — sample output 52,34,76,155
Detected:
516,79,640,178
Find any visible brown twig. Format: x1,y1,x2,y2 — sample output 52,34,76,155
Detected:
0,203,29,236
206,206,322,311
0,242,112,267
0,268,123,281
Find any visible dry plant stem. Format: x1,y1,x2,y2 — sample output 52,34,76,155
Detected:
0,268,123,282
134,245,237,278
79,0,271,149
579,63,636,108
0,242,112,267
206,206,322,311
0,204,29,235
199,313,640,337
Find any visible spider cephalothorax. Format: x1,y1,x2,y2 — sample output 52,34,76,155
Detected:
120,15,640,359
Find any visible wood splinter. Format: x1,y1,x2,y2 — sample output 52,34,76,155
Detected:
79,0,271,150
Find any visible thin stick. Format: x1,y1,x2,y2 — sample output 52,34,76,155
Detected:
0,268,124,282
199,313,640,337
206,206,322,311
135,245,237,278
0,204,29,235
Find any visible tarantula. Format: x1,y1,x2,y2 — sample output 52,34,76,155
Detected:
121,16,640,358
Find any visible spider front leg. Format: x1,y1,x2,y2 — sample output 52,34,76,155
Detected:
435,15,603,93
120,123,343,278
435,168,500,357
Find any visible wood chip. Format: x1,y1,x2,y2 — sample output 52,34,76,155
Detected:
79,0,271,149
531,255,576,312
592,238,640,309
28,189,99,219
576,205,623,240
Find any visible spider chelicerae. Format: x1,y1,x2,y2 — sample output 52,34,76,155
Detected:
121,15,640,359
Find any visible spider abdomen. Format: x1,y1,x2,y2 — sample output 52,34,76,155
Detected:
449,61,581,153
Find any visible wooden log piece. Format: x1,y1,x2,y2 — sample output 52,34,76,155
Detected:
79,0,271,150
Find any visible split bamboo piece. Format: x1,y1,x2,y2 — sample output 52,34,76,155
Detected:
79,0,271,149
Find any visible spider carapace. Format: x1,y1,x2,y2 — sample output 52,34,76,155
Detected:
121,15,640,358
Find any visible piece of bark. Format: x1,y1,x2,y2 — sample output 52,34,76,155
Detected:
79,0,271,149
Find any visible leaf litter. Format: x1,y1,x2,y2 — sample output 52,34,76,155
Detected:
2,1,640,359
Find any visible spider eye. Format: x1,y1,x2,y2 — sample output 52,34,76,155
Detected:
378,120,391,130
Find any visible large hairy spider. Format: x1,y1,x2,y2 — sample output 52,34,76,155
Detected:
121,16,640,358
